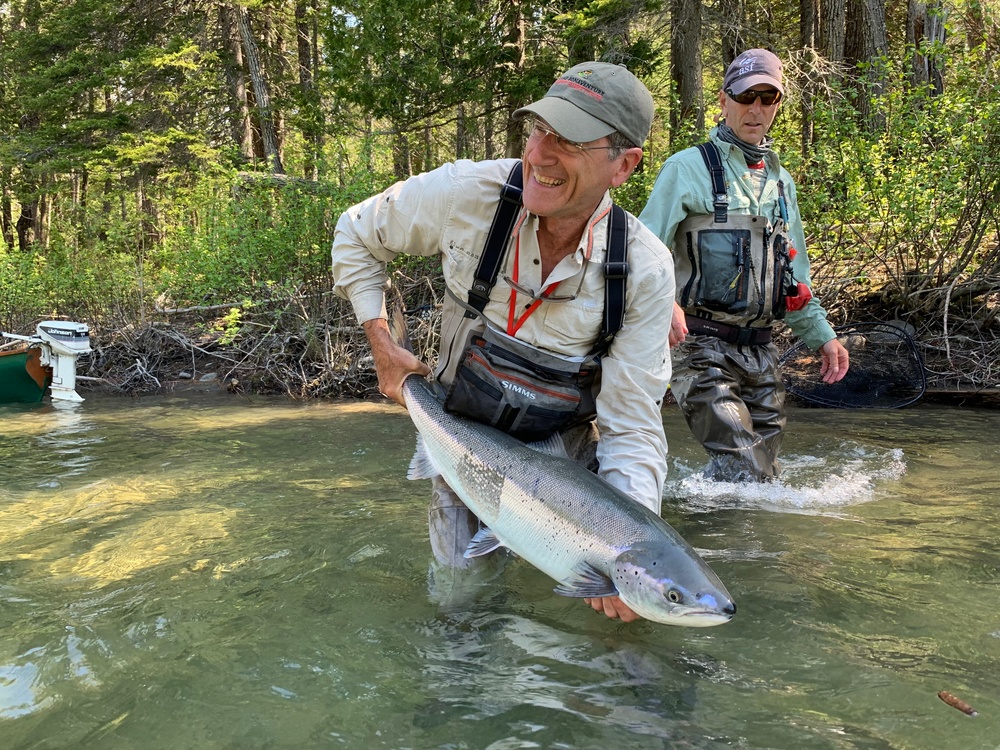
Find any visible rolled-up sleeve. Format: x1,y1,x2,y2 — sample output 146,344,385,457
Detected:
780,172,837,349
332,165,458,324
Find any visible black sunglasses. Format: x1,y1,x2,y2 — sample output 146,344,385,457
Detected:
727,88,783,106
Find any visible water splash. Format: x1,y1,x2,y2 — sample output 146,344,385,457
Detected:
665,443,906,515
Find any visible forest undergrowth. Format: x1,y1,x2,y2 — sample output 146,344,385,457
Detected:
73,258,1000,408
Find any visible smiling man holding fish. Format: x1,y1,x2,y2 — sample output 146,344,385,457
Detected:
332,62,732,624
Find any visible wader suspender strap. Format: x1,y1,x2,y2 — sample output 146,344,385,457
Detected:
466,162,524,315
591,204,628,355
464,161,628,354
697,142,728,223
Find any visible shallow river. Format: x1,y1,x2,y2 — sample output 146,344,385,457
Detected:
1,393,998,749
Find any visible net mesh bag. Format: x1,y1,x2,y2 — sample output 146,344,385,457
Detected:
779,322,926,408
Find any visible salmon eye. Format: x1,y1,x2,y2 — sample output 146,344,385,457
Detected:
667,589,683,603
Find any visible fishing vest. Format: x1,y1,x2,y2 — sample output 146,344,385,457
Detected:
674,142,798,328
438,161,629,442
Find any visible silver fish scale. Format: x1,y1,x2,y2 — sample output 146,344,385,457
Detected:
493,446,672,571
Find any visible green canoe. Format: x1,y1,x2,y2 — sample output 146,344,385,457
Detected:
0,346,51,403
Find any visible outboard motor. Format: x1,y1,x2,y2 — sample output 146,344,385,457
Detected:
36,321,91,402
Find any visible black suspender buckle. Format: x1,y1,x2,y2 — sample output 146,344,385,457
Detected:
713,194,728,223
603,261,629,280
500,180,522,204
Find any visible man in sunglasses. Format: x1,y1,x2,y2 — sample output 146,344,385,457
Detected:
333,63,674,621
639,49,850,483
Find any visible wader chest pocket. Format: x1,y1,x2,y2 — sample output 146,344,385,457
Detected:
693,228,753,314
444,333,596,443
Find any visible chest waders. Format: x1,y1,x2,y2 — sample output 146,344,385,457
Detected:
671,143,802,482
674,142,801,344
442,161,630,442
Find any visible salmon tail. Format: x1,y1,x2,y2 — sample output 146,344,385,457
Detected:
387,289,414,354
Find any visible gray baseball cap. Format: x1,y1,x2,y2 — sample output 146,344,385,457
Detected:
723,49,785,95
514,62,654,148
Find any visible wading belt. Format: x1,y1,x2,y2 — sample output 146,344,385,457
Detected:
464,161,629,356
686,314,773,346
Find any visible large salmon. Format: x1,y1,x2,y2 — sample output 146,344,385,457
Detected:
403,374,736,627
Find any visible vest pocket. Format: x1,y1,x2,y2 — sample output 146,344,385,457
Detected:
693,228,752,314
443,334,596,442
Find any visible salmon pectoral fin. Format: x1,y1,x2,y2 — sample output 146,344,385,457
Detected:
553,562,618,598
464,527,504,558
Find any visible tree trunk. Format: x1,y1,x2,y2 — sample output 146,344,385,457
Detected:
295,0,323,179
800,0,817,154
136,172,160,247
16,202,36,252
845,0,889,131
670,0,703,148
503,3,527,159
393,128,411,180
484,109,495,161
907,0,946,96
422,121,433,174
456,103,469,160
235,3,285,174
819,0,847,65
1,168,13,251
719,0,745,68
220,2,254,161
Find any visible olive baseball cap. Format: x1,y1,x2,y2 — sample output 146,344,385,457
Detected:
514,62,654,148
723,49,785,95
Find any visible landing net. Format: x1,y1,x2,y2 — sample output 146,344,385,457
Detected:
779,322,926,409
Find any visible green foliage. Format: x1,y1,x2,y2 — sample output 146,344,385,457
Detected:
326,0,510,127
611,162,657,216
0,163,388,328
155,174,379,306
216,303,251,345
1,0,999,346
797,53,1000,269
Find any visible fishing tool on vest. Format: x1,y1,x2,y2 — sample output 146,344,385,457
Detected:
778,321,926,408
442,162,629,441
775,180,811,312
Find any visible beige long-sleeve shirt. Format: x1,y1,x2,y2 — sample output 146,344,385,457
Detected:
332,158,675,513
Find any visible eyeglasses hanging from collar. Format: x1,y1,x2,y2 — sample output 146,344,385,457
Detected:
503,254,590,304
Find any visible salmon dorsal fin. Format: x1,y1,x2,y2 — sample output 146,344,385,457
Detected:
524,433,570,458
406,436,440,481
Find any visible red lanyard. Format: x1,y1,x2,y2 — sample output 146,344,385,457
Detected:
507,233,559,336
505,205,611,335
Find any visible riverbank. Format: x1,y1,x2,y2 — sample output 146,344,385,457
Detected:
70,285,1000,409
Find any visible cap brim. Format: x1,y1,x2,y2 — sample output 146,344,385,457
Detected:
513,98,615,144
727,74,785,96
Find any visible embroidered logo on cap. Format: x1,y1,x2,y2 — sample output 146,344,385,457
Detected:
735,54,762,76
557,72,604,100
